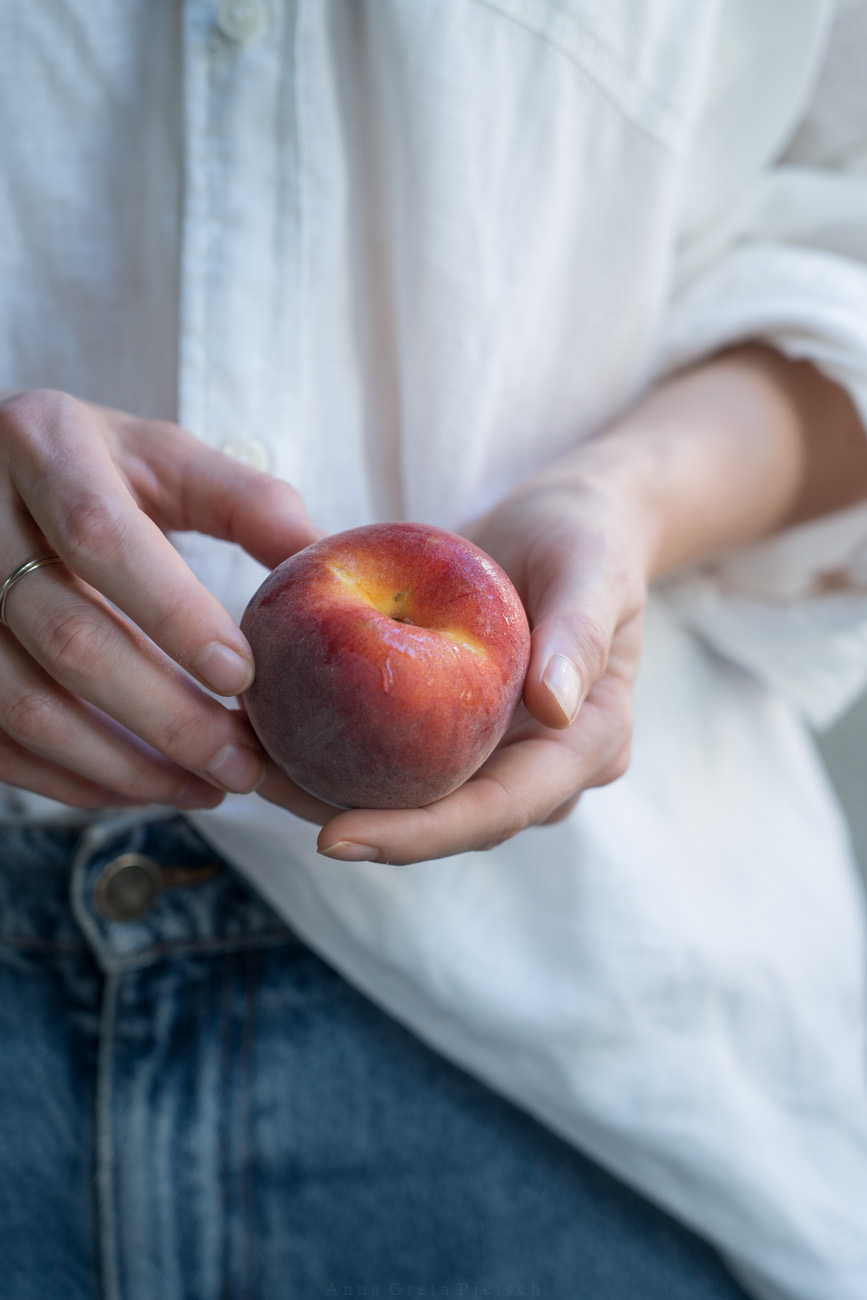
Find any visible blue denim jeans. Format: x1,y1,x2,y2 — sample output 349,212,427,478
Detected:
0,815,750,1300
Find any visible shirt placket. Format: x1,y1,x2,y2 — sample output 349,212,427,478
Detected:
178,0,303,484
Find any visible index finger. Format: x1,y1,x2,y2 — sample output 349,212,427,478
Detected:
314,731,582,866
4,392,310,695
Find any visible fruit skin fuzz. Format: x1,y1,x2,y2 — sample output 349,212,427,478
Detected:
241,522,531,810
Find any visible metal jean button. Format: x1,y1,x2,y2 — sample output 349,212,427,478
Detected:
95,853,162,922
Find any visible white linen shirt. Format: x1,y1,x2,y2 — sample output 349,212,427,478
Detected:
4,3,867,1297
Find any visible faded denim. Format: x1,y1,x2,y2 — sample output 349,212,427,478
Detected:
0,817,750,1300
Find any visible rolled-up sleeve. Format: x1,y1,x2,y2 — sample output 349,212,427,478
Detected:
656,0,867,728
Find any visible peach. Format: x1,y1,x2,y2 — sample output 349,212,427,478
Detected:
240,522,531,809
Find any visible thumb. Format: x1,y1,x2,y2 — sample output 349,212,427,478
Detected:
521,559,618,731
524,615,610,731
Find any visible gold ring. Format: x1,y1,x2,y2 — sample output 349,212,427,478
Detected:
0,552,65,627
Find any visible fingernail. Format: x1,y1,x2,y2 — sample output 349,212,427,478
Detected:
195,642,254,695
542,653,583,725
318,841,380,863
207,743,265,793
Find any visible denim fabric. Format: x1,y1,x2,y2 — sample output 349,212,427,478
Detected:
0,817,750,1300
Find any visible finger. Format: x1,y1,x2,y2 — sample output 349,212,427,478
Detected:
255,760,346,825
3,564,266,796
2,392,313,698
0,629,226,808
117,414,324,569
316,727,607,867
0,731,146,809
0,732,180,810
317,660,636,866
538,792,581,825
520,527,645,731
317,739,575,865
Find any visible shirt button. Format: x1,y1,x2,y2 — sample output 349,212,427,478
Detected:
96,853,162,922
217,0,268,43
221,436,271,473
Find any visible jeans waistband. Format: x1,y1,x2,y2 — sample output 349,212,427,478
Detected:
0,814,294,972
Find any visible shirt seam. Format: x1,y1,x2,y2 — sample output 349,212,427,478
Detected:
470,0,683,152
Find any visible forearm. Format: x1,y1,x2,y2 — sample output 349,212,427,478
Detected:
549,346,867,582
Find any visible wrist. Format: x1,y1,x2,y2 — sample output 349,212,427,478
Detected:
557,345,866,583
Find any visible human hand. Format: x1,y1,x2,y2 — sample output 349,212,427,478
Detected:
264,345,867,863
0,389,319,809
296,472,647,864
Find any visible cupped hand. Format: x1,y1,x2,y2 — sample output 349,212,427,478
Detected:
296,473,649,864
0,388,320,810
264,345,866,863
